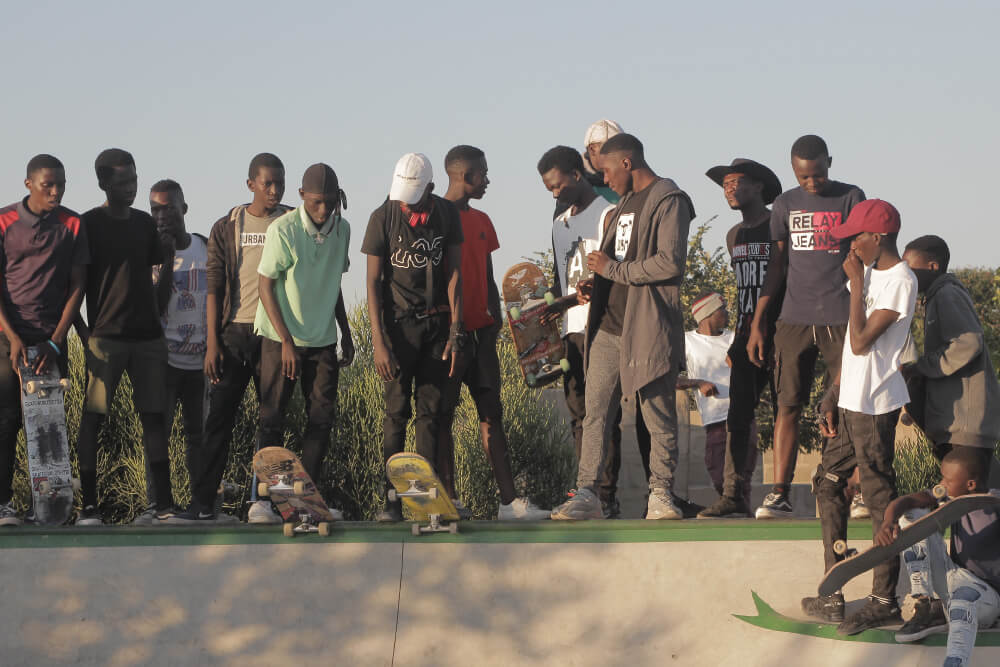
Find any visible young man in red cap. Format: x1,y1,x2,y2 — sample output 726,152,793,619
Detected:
801,199,918,635
698,158,782,518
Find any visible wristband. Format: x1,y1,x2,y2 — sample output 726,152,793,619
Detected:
46,339,61,356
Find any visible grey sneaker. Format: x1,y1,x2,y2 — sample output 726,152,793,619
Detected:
837,598,901,636
498,497,550,520
645,488,682,520
895,596,947,642
850,491,870,519
801,592,845,622
0,501,22,527
131,505,157,526
551,487,604,520
452,498,473,520
247,500,282,524
697,495,751,519
755,492,794,519
75,505,104,526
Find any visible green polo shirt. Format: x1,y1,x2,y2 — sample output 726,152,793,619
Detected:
254,205,350,347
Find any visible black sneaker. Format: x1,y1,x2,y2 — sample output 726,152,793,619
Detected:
895,596,947,642
153,506,185,525
172,502,217,524
697,495,751,519
837,598,902,635
801,592,845,622
755,492,794,519
76,505,103,526
601,496,621,519
376,500,403,523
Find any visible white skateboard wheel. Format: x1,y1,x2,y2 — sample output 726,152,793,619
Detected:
526,373,536,386
411,523,421,536
510,307,521,321
58,378,70,390
448,522,458,534
932,484,947,500
544,291,555,306
559,358,570,372
318,522,331,537
388,489,398,502
428,487,438,499
24,381,39,395
293,481,305,496
282,523,295,538
257,482,269,498
71,478,81,492
833,539,848,555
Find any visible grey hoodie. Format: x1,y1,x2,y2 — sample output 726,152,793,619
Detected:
585,178,694,396
916,273,1000,449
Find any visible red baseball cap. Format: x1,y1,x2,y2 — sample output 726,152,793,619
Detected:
831,199,901,239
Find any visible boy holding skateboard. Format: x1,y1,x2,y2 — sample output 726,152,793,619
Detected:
0,155,88,526
254,163,353,519
75,149,181,525
362,153,463,522
199,153,291,524
439,145,549,520
802,199,918,634
901,235,1000,481
879,448,999,665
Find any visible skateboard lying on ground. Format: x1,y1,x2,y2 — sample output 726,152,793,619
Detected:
502,262,569,388
818,488,1000,596
253,446,334,537
18,347,78,525
386,452,459,535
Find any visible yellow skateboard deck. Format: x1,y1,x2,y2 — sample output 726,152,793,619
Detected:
386,452,459,535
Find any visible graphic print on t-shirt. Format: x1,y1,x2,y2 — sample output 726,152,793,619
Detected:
614,213,635,261
788,210,843,253
390,233,443,269
241,232,267,247
564,236,596,290
731,240,770,335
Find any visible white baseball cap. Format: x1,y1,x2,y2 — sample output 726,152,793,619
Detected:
584,119,624,147
389,153,433,205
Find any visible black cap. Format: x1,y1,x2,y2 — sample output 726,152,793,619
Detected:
705,158,782,205
301,163,339,195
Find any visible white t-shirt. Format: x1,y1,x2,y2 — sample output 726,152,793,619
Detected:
551,197,611,337
838,261,918,415
684,329,735,426
153,235,208,371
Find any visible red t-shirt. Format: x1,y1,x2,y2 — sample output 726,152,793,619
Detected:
459,208,500,331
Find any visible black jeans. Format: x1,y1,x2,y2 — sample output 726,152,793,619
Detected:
259,338,339,484
382,314,449,470
195,322,261,507
814,407,901,601
723,336,773,499
144,365,206,505
0,336,68,504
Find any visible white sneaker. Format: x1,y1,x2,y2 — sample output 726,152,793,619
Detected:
850,491,870,519
646,488,682,520
498,497,550,520
0,501,22,527
327,506,345,521
248,500,282,524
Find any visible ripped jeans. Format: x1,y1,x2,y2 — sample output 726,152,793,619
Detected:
900,509,1000,666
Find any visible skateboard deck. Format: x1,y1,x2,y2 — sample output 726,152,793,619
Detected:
818,491,1000,596
386,452,459,535
253,446,334,537
18,347,76,525
502,262,569,388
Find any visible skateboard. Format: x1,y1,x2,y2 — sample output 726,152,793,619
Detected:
17,347,77,525
386,452,459,535
253,446,334,537
502,262,570,388
818,488,1000,596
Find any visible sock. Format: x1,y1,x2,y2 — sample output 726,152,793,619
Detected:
81,469,98,508
150,460,174,510
773,483,790,496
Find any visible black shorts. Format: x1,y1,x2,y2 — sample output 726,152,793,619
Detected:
773,321,846,408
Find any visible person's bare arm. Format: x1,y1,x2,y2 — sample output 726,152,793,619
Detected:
746,240,786,367
676,378,719,396
875,491,937,546
441,243,463,377
0,288,27,369
366,254,398,381
204,223,227,384
259,274,298,380
35,264,87,373
335,289,354,367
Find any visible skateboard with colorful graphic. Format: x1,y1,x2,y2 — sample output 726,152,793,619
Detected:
386,452,459,535
818,489,1000,596
253,446,334,537
17,347,78,525
502,262,570,388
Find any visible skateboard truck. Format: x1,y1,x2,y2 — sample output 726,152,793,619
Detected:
387,479,438,502
258,475,306,498
412,512,459,536
283,510,333,538
24,378,70,397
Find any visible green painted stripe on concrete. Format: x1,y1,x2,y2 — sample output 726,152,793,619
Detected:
0,519,880,549
734,591,1000,646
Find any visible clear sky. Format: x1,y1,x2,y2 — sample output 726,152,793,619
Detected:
4,0,997,306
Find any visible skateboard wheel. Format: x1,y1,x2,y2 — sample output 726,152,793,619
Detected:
448,522,458,534
24,381,39,395
900,411,913,426
318,522,331,537
257,482,269,498
411,523,421,536
427,487,438,500
509,307,521,321
833,539,848,555
544,291,555,306
932,484,947,500
282,523,295,538
58,378,70,390
71,478,81,492
293,481,305,496
559,358,570,373
526,373,536,386
388,489,398,502
39,481,51,494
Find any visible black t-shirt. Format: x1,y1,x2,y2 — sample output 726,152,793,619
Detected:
360,196,463,317
82,207,164,340
598,184,651,336
727,216,782,339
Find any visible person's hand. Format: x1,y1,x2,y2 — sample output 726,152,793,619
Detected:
339,334,355,368
576,279,593,305
7,335,28,370
843,248,864,284
281,340,299,380
374,342,399,382
725,354,733,368
818,384,840,438
204,336,224,384
34,342,59,374
539,306,560,326
442,330,465,378
697,381,718,397
874,515,900,547
586,251,613,277
819,409,839,439
746,321,768,368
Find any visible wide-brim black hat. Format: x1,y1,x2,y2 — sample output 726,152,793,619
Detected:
705,158,782,205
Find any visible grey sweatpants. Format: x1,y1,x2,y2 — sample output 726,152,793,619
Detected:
577,328,679,492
